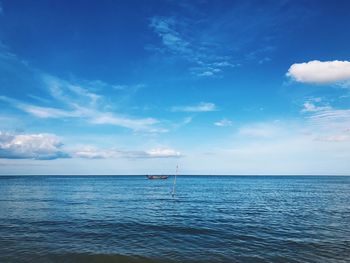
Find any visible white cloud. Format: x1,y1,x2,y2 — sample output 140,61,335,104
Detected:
238,121,287,138
1,73,166,133
42,75,103,108
287,60,350,84
20,104,79,118
0,95,84,119
305,106,350,125
150,16,191,55
301,102,331,113
72,146,181,159
72,147,118,159
197,71,214,77
214,118,233,127
149,16,235,77
315,135,350,142
182,116,193,125
0,130,182,161
171,102,217,112
0,131,69,160
301,101,350,143
90,114,162,132
258,57,271,64
145,148,181,158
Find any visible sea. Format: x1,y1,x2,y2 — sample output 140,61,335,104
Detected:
0,176,349,263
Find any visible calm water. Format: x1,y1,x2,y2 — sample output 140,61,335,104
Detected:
0,176,349,263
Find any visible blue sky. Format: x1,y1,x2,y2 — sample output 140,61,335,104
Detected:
1,0,350,175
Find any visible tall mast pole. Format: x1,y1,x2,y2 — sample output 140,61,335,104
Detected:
172,164,178,197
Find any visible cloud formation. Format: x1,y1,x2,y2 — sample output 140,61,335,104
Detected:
0,131,182,160
145,148,181,158
72,147,118,159
89,115,163,132
287,60,350,84
300,101,350,143
149,16,235,77
171,102,216,112
314,135,350,142
0,75,166,133
0,131,69,160
214,118,233,127
238,122,286,138
301,102,331,113
150,16,191,56
72,146,181,159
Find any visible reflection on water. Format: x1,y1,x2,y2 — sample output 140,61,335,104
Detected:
0,176,349,262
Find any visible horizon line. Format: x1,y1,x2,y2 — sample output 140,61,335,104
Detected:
0,174,349,177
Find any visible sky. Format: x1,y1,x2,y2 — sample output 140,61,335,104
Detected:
1,0,350,175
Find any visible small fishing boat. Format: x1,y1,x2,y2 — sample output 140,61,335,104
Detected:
146,175,169,179
146,165,179,197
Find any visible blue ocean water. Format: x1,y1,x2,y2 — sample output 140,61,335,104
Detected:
0,176,349,263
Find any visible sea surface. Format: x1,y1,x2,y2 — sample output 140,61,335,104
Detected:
0,176,349,263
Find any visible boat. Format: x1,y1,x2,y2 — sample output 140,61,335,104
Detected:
146,175,169,179
146,165,179,197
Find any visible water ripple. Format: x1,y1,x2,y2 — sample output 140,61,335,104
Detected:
0,176,349,262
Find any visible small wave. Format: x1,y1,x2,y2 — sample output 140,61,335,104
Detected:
40,253,174,263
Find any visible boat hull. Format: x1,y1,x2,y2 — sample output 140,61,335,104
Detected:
146,175,169,179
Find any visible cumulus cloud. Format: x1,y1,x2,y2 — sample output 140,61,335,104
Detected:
0,131,69,160
287,60,350,84
214,118,233,127
171,102,217,112
0,131,182,160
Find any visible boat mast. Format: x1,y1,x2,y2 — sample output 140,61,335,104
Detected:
172,164,178,197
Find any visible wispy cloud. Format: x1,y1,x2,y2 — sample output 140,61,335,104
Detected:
300,101,350,142
150,16,191,56
238,121,287,138
0,46,163,132
1,75,166,132
314,135,350,142
72,147,117,159
72,146,181,159
171,102,217,112
301,102,331,113
214,118,233,127
90,114,166,132
147,1,304,77
149,16,236,77
308,108,350,126
287,60,350,85
302,101,350,124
